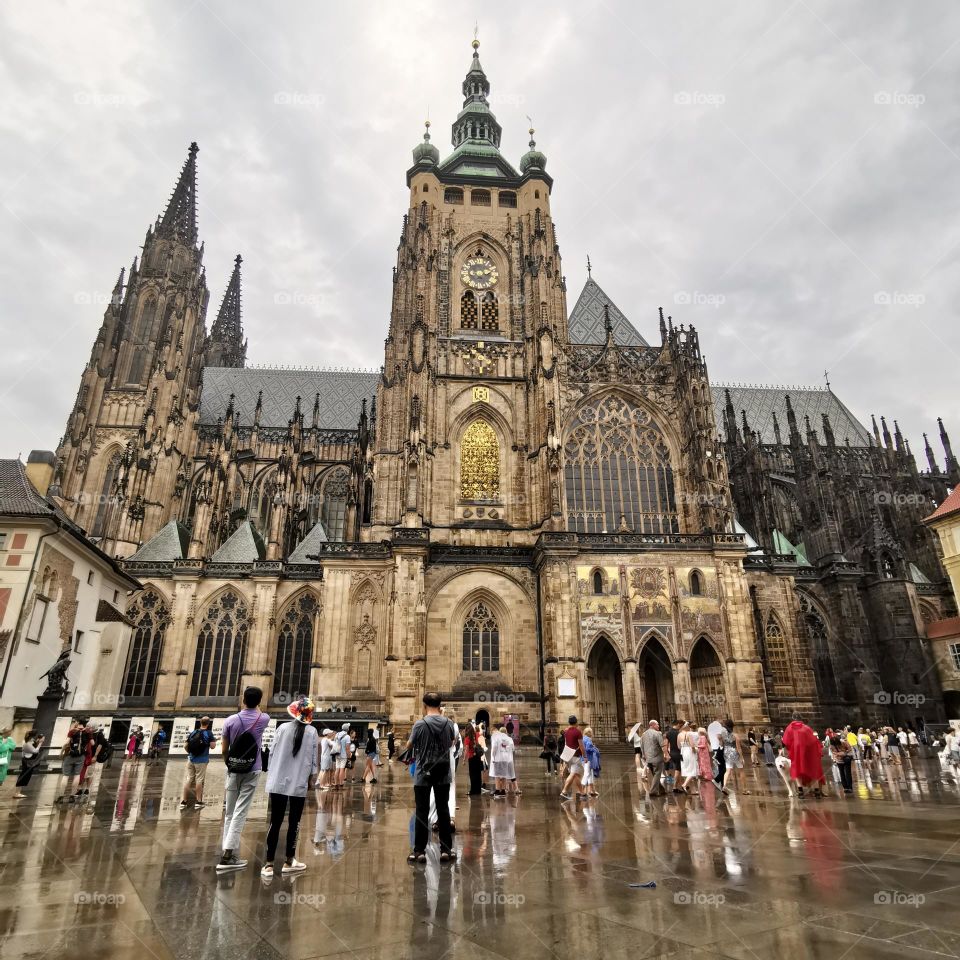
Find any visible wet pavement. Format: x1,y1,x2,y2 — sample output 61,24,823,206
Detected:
1,750,959,959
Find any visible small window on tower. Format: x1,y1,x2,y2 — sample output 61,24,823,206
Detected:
422,183,428,192
480,292,498,331
471,189,491,207
461,290,478,330
444,187,464,205
498,191,517,208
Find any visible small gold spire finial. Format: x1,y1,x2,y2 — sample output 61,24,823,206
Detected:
472,22,479,50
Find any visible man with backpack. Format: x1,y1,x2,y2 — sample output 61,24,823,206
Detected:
180,716,216,810
406,692,457,863
334,723,352,789
217,686,270,872
57,717,88,803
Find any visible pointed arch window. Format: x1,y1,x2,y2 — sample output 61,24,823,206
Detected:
690,570,703,596
122,591,169,700
765,616,790,687
274,594,317,702
460,290,478,329
460,419,500,501
134,298,158,341
800,594,838,700
320,465,350,541
563,395,678,534
462,601,500,672
249,469,277,536
92,453,122,537
480,291,498,331
190,592,249,699
592,570,604,595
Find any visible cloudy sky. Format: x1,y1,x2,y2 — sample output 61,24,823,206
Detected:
1,1,958,465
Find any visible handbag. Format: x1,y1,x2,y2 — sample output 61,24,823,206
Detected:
560,744,576,763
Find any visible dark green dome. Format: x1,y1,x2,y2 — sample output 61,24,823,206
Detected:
520,128,547,173
412,121,439,167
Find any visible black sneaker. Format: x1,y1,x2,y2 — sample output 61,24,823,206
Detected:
216,852,247,873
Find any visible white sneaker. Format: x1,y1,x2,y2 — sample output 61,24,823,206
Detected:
282,858,306,874
261,864,274,878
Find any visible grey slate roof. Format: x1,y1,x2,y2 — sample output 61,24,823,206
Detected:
288,519,329,563
210,520,266,563
568,278,649,347
200,367,379,429
0,459,58,516
715,384,872,447
128,519,191,562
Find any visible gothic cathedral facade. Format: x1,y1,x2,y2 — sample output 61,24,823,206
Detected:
52,43,959,735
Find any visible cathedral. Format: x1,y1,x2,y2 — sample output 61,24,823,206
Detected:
51,41,959,738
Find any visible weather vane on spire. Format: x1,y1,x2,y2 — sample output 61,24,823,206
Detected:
586,254,592,278
824,369,831,390
473,22,479,50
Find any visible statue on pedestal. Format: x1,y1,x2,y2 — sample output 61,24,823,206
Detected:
40,649,71,698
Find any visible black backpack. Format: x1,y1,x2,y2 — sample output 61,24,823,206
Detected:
416,719,454,780
96,735,113,764
185,729,208,758
225,716,260,774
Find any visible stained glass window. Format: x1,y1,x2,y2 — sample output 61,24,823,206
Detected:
460,419,500,501
765,617,791,686
563,395,678,533
190,592,249,699
461,290,478,329
121,591,169,699
462,601,500,672
274,594,317,701
321,466,350,541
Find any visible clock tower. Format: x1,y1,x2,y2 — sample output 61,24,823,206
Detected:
370,38,568,545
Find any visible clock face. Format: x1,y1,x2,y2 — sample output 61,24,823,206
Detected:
461,256,499,290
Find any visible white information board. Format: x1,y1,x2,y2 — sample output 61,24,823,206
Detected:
168,716,196,756
557,677,577,698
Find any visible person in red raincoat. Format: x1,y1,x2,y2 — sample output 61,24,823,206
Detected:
782,713,825,797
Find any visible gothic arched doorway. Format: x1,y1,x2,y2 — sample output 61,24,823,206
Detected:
638,635,675,724
689,637,725,725
586,636,624,741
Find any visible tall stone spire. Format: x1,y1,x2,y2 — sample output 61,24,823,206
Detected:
450,36,502,150
158,142,199,243
206,254,247,368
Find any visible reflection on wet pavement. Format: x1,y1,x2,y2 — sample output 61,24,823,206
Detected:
1,752,958,959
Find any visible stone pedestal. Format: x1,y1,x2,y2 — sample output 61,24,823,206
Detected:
34,692,64,771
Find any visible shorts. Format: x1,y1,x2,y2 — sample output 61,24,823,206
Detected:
634,746,642,755
567,758,584,774
61,755,84,777
335,757,348,769
184,761,207,788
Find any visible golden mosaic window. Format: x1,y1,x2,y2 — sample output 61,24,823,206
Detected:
461,290,478,329
459,419,500,501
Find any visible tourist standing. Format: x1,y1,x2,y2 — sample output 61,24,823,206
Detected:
747,729,760,766
489,725,515,798
463,719,483,796
318,728,336,789
180,716,216,809
559,716,587,801
542,728,558,776
626,720,645,775
640,720,667,796
707,717,726,788
362,728,379,784
58,718,88,802
262,697,318,877
665,720,682,791
334,723,351,789
13,731,44,799
696,726,714,782
217,686,270,873
582,726,601,798
387,730,396,762
0,727,16,790
761,730,776,765
721,721,748,795
678,721,698,792
406,692,457,863
831,731,853,793
782,713,825,798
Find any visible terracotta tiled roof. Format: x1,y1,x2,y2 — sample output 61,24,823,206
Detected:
925,616,960,640
925,486,960,524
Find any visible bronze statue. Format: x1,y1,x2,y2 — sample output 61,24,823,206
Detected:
40,648,71,696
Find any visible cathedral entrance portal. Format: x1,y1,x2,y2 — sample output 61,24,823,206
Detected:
638,635,675,724
586,636,624,741
689,637,726,725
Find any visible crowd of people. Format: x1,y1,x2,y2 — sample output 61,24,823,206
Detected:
2,694,958,873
